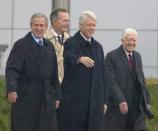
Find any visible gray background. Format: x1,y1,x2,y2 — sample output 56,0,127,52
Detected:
0,0,158,78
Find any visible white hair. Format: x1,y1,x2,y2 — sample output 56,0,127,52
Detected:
122,28,138,38
79,10,96,25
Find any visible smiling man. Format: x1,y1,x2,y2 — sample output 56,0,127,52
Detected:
104,28,152,131
57,10,108,131
44,8,70,84
5,13,61,131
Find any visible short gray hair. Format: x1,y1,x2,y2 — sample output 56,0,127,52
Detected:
50,8,68,25
122,28,138,38
30,13,48,26
79,10,97,25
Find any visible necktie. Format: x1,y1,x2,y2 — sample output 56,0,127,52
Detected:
128,53,134,68
38,39,43,47
57,35,63,44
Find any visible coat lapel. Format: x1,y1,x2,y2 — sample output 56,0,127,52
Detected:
44,29,63,57
119,46,134,75
132,51,139,73
119,46,128,69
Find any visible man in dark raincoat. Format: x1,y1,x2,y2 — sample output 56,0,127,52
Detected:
104,28,152,131
58,10,108,131
5,13,61,131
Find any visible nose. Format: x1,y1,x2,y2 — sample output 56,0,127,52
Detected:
66,20,70,26
131,40,135,44
91,26,96,31
36,25,42,30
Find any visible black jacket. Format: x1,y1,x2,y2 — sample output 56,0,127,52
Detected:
5,32,61,131
104,45,150,131
58,31,108,131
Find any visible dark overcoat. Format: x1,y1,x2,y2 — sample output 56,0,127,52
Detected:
104,45,150,131
5,32,61,131
58,31,108,131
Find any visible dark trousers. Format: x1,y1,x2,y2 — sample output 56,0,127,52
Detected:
104,104,146,131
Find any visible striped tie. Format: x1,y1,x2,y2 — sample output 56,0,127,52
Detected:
57,35,63,45
38,39,43,47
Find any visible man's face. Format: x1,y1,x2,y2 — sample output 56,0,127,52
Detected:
31,17,47,38
53,12,70,34
80,17,96,39
122,32,137,53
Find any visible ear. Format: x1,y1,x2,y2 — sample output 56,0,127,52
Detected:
46,23,48,28
79,23,82,29
121,38,124,43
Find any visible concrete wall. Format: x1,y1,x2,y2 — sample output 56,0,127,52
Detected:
0,0,158,78
0,0,52,74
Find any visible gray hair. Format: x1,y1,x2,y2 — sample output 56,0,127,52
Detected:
79,10,97,25
122,28,138,38
50,8,68,25
30,13,48,26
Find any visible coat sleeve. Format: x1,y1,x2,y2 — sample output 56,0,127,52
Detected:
105,53,126,104
5,41,25,93
50,43,62,100
138,53,151,105
64,38,81,65
101,48,109,105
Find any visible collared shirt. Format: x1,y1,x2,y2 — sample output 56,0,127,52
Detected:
51,28,62,41
31,33,43,46
123,47,133,60
80,32,91,43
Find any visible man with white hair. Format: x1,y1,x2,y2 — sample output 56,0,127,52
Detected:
104,28,152,131
57,10,108,131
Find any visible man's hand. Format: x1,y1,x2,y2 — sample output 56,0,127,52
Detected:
147,104,151,110
78,56,94,68
119,101,128,114
7,92,18,103
55,100,60,109
104,104,107,114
